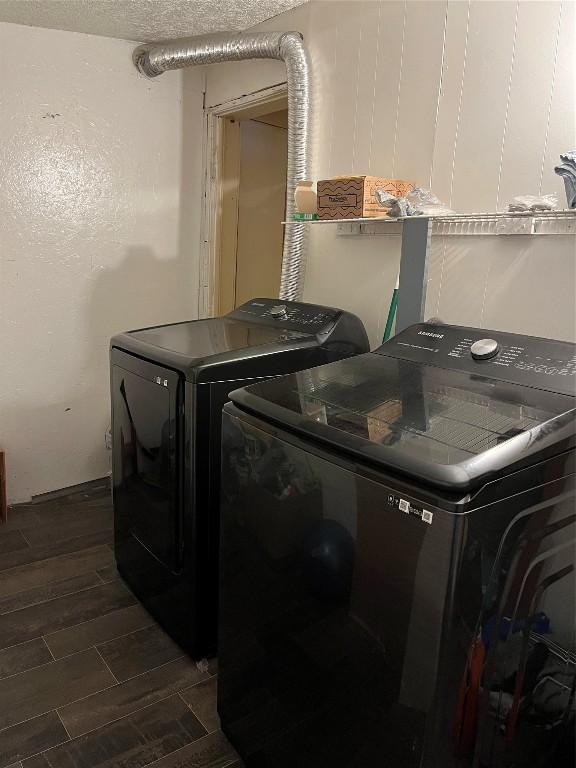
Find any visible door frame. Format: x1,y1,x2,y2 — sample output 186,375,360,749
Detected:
199,83,289,318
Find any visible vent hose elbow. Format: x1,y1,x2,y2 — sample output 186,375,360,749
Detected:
134,31,311,301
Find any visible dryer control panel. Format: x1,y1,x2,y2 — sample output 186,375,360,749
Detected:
229,298,338,333
378,323,576,396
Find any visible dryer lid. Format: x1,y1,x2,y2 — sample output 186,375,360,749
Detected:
230,351,576,491
116,318,308,360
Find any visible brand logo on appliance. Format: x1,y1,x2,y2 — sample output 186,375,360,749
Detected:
418,330,444,339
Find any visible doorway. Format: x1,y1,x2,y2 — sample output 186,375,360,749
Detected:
207,93,288,316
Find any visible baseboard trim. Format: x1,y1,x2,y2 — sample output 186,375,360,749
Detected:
30,475,111,504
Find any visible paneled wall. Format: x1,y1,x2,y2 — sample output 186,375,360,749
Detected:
310,0,571,209
0,23,204,502
205,0,576,346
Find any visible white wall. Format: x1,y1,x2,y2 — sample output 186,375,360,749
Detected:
205,0,576,346
0,22,204,502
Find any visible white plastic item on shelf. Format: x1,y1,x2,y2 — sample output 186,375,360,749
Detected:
508,194,558,212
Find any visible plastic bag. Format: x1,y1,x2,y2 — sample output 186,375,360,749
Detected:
375,190,400,208
405,187,454,215
555,153,576,208
374,190,413,217
508,194,558,212
375,186,454,217
560,150,576,164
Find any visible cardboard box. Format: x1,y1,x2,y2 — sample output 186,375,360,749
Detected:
316,176,414,219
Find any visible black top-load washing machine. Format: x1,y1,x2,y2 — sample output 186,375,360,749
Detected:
218,322,576,767
110,298,369,657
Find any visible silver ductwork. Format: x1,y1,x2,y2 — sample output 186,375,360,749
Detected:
134,31,311,302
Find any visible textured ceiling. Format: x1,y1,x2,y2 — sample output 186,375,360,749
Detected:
0,0,308,42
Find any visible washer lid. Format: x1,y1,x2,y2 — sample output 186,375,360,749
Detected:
230,352,576,491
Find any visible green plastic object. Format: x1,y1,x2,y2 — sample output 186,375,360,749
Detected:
383,276,399,343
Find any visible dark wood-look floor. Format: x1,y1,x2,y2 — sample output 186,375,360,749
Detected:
0,479,241,768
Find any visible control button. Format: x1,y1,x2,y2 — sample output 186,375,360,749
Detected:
269,304,288,319
470,338,500,360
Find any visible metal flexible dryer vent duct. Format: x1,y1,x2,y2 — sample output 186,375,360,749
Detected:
134,31,311,302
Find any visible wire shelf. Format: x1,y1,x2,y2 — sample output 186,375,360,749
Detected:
283,210,576,236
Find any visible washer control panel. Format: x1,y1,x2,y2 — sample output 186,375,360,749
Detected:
230,298,338,333
379,323,576,396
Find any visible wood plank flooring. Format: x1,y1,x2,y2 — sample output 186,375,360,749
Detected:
0,479,240,768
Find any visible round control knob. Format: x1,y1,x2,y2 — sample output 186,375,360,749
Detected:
269,304,288,319
470,338,500,360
